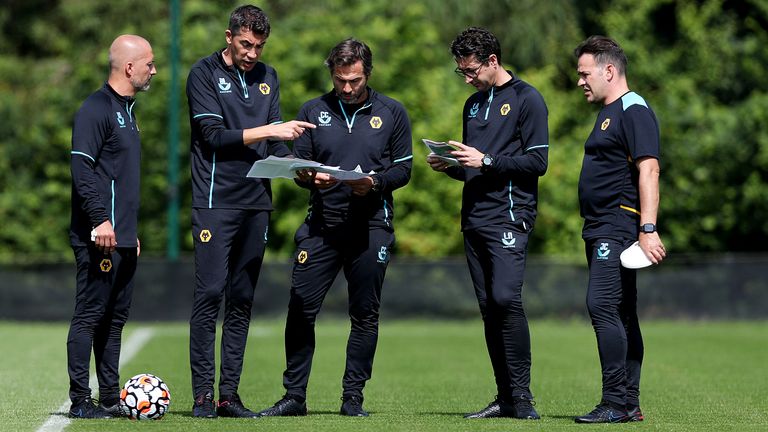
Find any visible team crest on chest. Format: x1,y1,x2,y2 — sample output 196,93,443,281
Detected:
298,250,308,264
601,118,611,131
259,83,270,95
369,116,383,129
500,103,511,116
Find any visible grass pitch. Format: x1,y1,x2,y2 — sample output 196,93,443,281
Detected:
4,318,767,431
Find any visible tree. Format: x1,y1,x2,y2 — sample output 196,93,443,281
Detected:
1,0,766,263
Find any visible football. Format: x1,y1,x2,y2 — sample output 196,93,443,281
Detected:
119,373,171,420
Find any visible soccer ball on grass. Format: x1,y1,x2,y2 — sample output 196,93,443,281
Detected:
119,373,171,420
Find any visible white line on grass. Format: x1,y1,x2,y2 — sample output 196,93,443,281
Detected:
36,327,155,432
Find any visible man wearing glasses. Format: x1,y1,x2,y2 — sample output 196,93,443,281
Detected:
427,27,549,420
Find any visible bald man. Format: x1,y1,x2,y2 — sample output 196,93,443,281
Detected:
67,34,156,419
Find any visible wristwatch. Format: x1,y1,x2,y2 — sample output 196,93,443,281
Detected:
481,153,494,171
640,223,657,233
370,175,381,192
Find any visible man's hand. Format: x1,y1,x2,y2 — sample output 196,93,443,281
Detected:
93,220,116,254
344,176,375,196
448,140,484,168
311,172,337,189
295,168,315,183
427,154,450,171
638,232,666,264
268,120,316,140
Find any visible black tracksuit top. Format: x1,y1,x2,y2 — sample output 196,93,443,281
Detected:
447,74,549,231
187,51,290,210
70,83,141,247
293,89,413,229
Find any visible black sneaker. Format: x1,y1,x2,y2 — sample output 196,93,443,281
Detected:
217,393,259,418
511,395,540,420
463,397,514,419
627,406,644,422
574,403,629,423
193,392,218,418
97,398,123,417
257,395,307,417
340,395,369,417
69,396,113,419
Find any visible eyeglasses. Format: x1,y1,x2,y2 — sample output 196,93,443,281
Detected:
454,63,485,79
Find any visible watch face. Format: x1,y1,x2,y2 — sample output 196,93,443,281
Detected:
482,155,492,166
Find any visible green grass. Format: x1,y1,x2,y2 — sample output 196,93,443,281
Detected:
4,319,767,431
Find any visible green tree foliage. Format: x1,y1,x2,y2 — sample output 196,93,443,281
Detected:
0,0,766,263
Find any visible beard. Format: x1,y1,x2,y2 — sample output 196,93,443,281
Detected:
132,77,152,92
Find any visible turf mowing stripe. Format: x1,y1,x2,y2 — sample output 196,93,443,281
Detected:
35,327,154,432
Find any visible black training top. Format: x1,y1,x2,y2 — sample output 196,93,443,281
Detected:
187,51,290,210
579,91,660,240
293,88,412,229
70,83,141,247
446,73,549,231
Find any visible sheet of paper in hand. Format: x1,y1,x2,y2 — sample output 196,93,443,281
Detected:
246,156,372,180
422,139,460,166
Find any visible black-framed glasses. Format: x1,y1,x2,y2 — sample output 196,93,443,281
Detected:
454,63,484,79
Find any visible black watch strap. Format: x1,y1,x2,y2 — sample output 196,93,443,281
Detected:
371,175,381,192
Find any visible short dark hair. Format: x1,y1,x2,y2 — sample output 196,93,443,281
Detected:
450,27,501,65
324,38,373,76
574,35,627,76
228,5,270,37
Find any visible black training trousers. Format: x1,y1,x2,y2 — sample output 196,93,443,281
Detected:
67,245,137,403
282,222,394,399
189,208,269,398
584,237,644,408
463,222,534,401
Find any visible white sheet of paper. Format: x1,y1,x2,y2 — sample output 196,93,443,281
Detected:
422,139,460,166
314,164,372,181
246,156,322,179
246,156,372,180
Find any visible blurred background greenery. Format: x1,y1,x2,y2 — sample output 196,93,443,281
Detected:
1,0,766,264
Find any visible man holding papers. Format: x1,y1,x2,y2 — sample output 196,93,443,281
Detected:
427,27,549,420
186,5,314,418
258,38,412,418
